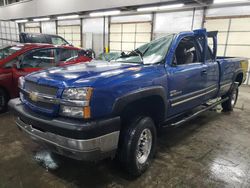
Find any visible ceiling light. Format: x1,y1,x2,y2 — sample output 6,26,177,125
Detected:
137,6,158,12
57,14,79,20
137,3,184,12
89,10,121,17
159,4,184,10
213,0,249,4
33,17,50,22
15,19,28,23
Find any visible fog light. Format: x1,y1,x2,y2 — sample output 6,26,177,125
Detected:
59,105,84,118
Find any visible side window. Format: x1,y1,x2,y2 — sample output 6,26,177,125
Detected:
51,37,67,45
27,34,47,43
4,58,19,69
58,49,78,62
174,37,201,66
21,49,55,68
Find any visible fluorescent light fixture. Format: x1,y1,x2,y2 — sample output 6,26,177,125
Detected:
137,6,158,12
213,0,249,4
33,17,50,22
159,4,184,10
89,10,121,17
15,19,28,23
57,14,79,20
137,3,184,12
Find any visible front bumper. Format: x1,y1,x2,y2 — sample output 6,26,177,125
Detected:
9,98,121,161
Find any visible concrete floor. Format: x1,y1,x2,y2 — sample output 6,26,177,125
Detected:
0,86,250,188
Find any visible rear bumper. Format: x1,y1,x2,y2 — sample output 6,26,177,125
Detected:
9,98,121,161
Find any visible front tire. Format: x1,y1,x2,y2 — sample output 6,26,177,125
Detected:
0,88,8,113
221,83,238,111
118,116,157,177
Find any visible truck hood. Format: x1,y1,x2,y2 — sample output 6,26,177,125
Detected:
25,60,141,88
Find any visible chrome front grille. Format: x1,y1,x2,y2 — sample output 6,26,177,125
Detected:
25,81,58,96
22,81,58,112
23,92,54,110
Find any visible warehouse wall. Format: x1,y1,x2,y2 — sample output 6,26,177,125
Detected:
82,17,107,55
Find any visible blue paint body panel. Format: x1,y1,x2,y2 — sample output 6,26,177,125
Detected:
23,29,244,121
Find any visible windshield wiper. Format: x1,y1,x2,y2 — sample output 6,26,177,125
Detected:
131,49,144,63
120,49,144,63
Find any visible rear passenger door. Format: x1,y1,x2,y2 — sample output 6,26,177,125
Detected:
167,36,207,117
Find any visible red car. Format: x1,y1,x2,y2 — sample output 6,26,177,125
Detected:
0,43,92,112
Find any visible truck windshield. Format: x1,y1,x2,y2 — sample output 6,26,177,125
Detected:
113,34,174,64
0,46,23,60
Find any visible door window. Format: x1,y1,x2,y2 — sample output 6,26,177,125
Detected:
174,37,201,66
56,49,79,63
21,49,55,68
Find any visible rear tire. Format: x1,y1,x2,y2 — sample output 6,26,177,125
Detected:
0,88,8,113
221,84,238,111
118,116,157,177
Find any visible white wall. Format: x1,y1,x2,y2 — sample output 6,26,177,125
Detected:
82,17,105,55
41,21,56,34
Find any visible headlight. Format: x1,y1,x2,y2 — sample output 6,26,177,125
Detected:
59,105,91,119
18,76,25,89
60,87,92,119
62,87,93,100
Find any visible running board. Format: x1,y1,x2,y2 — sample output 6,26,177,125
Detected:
161,97,229,128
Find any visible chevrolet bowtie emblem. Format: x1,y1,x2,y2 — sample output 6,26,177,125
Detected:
29,92,38,102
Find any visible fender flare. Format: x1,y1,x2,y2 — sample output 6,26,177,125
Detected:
112,86,168,117
233,69,244,85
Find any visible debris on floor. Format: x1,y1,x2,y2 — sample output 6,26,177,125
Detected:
34,150,59,171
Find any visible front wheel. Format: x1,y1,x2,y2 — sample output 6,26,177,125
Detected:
221,84,238,111
0,88,8,113
118,116,157,177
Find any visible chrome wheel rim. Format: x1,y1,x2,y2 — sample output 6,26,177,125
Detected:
231,89,237,107
136,128,152,165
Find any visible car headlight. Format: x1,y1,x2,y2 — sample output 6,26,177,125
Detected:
62,87,93,100
60,87,92,119
18,76,25,89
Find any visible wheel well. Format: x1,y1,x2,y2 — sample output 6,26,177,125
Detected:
120,95,165,126
235,73,243,86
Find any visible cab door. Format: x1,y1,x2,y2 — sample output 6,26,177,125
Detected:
167,35,207,117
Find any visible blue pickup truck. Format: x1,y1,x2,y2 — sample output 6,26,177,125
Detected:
9,29,247,176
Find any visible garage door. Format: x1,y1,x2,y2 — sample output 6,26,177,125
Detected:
205,17,250,85
25,23,41,33
57,25,81,47
0,21,19,47
109,22,152,52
